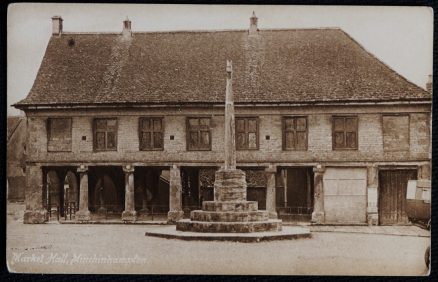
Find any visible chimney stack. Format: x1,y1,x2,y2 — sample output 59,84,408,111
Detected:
52,16,63,36
122,16,132,37
249,11,258,35
426,74,432,93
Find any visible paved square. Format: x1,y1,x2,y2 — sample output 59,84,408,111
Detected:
7,206,430,275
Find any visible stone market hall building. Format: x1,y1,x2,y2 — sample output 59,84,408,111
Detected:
14,14,432,225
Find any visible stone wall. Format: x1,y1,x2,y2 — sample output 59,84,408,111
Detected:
25,104,431,165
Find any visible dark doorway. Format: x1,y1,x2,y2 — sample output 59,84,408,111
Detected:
89,166,125,216
181,167,201,216
379,169,417,225
276,167,314,221
134,167,169,220
43,167,79,221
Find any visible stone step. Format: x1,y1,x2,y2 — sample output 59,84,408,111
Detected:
215,180,247,187
215,169,246,178
215,184,247,190
203,201,258,212
215,190,246,202
176,219,282,233
190,210,269,222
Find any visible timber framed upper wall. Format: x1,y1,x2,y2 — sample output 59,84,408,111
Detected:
14,26,430,109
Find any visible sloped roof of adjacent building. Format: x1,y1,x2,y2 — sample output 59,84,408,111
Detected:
14,28,431,108
7,116,24,142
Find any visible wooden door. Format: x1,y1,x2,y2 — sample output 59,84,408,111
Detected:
379,169,417,225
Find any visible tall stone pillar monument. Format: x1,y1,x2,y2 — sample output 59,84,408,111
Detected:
175,61,282,233
224,60,236,170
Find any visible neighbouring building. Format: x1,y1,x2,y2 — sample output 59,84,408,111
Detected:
14,14,432,225
7,116,26,202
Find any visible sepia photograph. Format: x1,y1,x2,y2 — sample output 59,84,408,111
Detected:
6,3,432,275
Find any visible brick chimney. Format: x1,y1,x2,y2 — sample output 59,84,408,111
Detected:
122,16,132,37
426,74,432,93
249,11,258,35
52,16,63,36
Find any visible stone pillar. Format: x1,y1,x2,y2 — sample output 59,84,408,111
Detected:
122,165,137,222
23,164,47,224
76,165,91,221
168,165,184,223
224,60,236,170
311,164,325,224
366,164,379,225
265,165,278,219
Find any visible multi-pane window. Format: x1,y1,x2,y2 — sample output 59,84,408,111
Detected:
283,117,308,150
187,117,211,150
47,118,72,152
139,117,163,150
332,116,358,150
236,117,258,150
94,118,117,151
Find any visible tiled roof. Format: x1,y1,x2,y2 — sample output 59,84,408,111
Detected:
15,28,430,108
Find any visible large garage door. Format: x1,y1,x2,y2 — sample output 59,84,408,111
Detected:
323,168,367,224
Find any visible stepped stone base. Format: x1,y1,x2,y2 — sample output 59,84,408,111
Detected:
175,168,287,234
191,210,269,222
176,219,282,233
146,225,311,242
202,201,258,212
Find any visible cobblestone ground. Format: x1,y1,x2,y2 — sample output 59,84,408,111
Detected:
7,203,430,275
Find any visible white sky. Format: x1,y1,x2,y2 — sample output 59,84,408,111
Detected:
7,3,433,116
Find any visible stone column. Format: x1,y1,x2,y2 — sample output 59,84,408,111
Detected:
122,165,137,222
224,60,236,170
366,164,379,225
311,164,325,224
265,165,278,219
23,164,47,224
75,164,91,221
168,165,184,223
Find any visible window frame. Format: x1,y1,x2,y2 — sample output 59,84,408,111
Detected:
332,115,358,150
93,118,118,152
282,116,308,151
47,117,72,152
138,117,164,151
381,114,410,152
235,116,259,151
186,116,212,151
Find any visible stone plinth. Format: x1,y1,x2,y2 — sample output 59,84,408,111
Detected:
214,169,247,201
177,219,282,233
202,201,258,212
146,226,311,242
190,210,269,222
175,168,283,233
23,210,47,224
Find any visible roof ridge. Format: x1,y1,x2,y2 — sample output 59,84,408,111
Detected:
61,27,342,36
